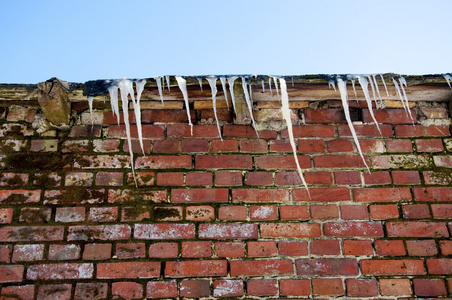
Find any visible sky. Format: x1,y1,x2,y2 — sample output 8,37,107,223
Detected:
1,0,451,83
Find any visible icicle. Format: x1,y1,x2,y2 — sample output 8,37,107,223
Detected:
357,75,381,134
372,74,384,108
107,84,120,124
279,77,310,195
241,76,258,137
273,76,279,96
337,77,370,172
399,77,414,122
291,76,294,87
380,74,390,96
261,79,265,92
87,96,94,125
175,76,193,135
197,77,203,91
227,76,238,114
444,74,452,89
392,77,407,111
134,79,146,155
219,76,229,110
118,79,138,186
367,75,380,108
206,76,222,140
268,78,273,96
165,75,171,90
154,76,164,104
351,79,357,97
328,78,337,91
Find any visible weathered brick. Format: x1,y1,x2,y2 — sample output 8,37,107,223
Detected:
386,222,449,237
218,205,246,220
95,172,123,186
346,278,378,297
0,226,64,242
278,241,308,256
0,173,28,186
196,155,252,169
168,124,220,138
74,283,108,300
213,280,244,297
406,240,437,256
248,241,277,257
186,172,212,186
135,155,192,169
0,245,11,262
199,223,257,239
115,243,146,259
324,222,384,237
27,263,93,280
298,139,325,153
230,259,293,276
0,208,13,224
249,205,277,220
423,171,452,185
142,109,195,123
416,138,444,152
363,171,391,185
379,278,412,296
261,223,321,238
370,204,399,220
37,284,71,300
186,205,215,221
413,187,452,201
215,171,242,186
112,282,143,299
360,139,385,153
171,188,228,203
165,260,227,277
310,204,339,220
179,280,210,298
312,278,344,296
12,244,44,262
149,242,178,258
386,139,413,152
0,190,41,205
431,204,452,219
82,244,111,260
413,278,447,297
233,188,290,203
1,285,34,300
156,172,184,186
395,125,450,137
74,155,131,169
68,225,131,241
30,139,58,152
353,188,411,202
247,279,278,296
338,124,393,137
108,124,164,138
48,244,80,261
334,171,361,185
255,155,310,169
93,139,120,152
108,189,166,204
152,140,180,153
293,187,350,202
361,259,425,275
343,240,373,255
393,170,421,185
426,258,452,274
439,240,452,255
374,240,406,256
134,224,195,239
223,125,276,139
0,265,24,283
181,140,209,153
311,239,340,255
340,204,369,220
314,154,370,168
402,204,430,219
245,171,273,186
372,154,432,169
55,207,86,223
280,205,309,220
97,262,160,279
326,139,354,152
269,139,292,152
214,242,245,258
7,108,36,122
363,108,416,124
121,206,151,222
89,207,118,222
296,258,358,275
146,281,177,299
182,241,211,258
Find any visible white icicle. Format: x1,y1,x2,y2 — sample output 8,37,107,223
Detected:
165,75,171,90
399,77,414,121
380,74,390,96
241,76,258,137
227,76,238,114
273,76,279,96
154,76,164,104
372,74,384,108
268,78,273,96
87,96,94,125
444,74,452,89
134,79,146,155
175,75,193,135
367,75,380,108
261,79,265,92
107,84,120,124
197,77,203,91
279,77,309,194
337,77,370,172
206,76,222,140
328,79,337,91
292,76,294,87
392,77,407,111
357,75,381,134
351,79,357,97
219,76,229,110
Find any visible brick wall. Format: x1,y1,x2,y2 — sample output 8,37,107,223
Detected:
0,99,451,299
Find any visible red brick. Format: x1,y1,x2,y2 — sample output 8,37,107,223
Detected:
0,265,24,283
249,205,277,220
346,278,378,297
374,240,406,256
386,139,413,152
364,108,416,124
280,205,309,220
182,241,211,258
89,207,118,222
171,188,228,203
0,208,13,224
386,222,449,237
0,190,41,204
218,206,247,220
181,140,209,153
95,172,123,186
68,225,131,241
326,139,354,152
186,205,215,221
179,280,210,298
108,189,166,204
311,239,340,255
304,108,345,123
230,259,292,276
199,223,257,239
413,278,447,297
298,139,325,153
142,109,194,123
439,240,452,255
74,283,107,300
134,224,195,239
360,139,385,153
152,140,180,153
363,171,391,185
354,187,411,202
82,244,112,260
73,155,131,169
338,124,393,137
102,110,135,124
406,240,437,256
108,124,164,138
296,258,358,275
261,223,321,238
314,154,370,168
255,155,310,169
196,154,252,169
416,138,444,152
30,139,58,152
0,245,11,262
165,260,227,277
283,125,335,138
215,171,242,186
0,226,64,242
211,139,238,152
223,125,276,139
123,139,151,153
293,187,351,202
46,189,105,205
1,285,34,300
112,282,143,299
312,278,344,296
156,172,184,186
19,207,52,223
93,139,120,152
248,241,277,257
64,172,93,186
240,139,267,153
27,263,93,280
147,281,178,298
361,259,425,275
269,139,292,152
394,170,421,185
135,155,192,169
334,171,361,185
37,284,71,300
12,244,44,262
233,188,289,203
121,206,151,222
370,204,399,220
310,204,339,220
115,243,146,259
276,171,332,185
7,108,36,122
97,262,159,279
343,240,373,255
396,125,450,137
48,244,80,261
213,280,244,297
413,187,452,201
434,155,452,168
247,279,277,296
426,258,452,274
340,205,368,220
167,124,220,138
149,242,178,258
379,278,412,296
186,172,212,186
324,221,384,237
280,279,310,296
431,204,452,219
245,172,273,186
402,204,430,219
214,242,245,257
278,241,308,256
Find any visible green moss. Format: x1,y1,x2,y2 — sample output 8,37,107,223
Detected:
154,207,181,221
3,152,71,171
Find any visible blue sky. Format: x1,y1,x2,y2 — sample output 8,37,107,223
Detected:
1,0,451,83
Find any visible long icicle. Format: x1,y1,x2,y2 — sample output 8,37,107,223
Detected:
227,76,238,115
337,77,370,172
444,74,452,89
206,76,222,140
175,76,193,135
279,77,310,195
399,76,414,122
367,75,380,108
241,76,258,137
392,77,407,111
380,74,390,96
372,74,384,108
357,75,381,134
197,77,203,91
108,84,121,124
219,76,229,110
135,79,146,155
154,76,164,104
165,75,171,90
87,96,94,125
